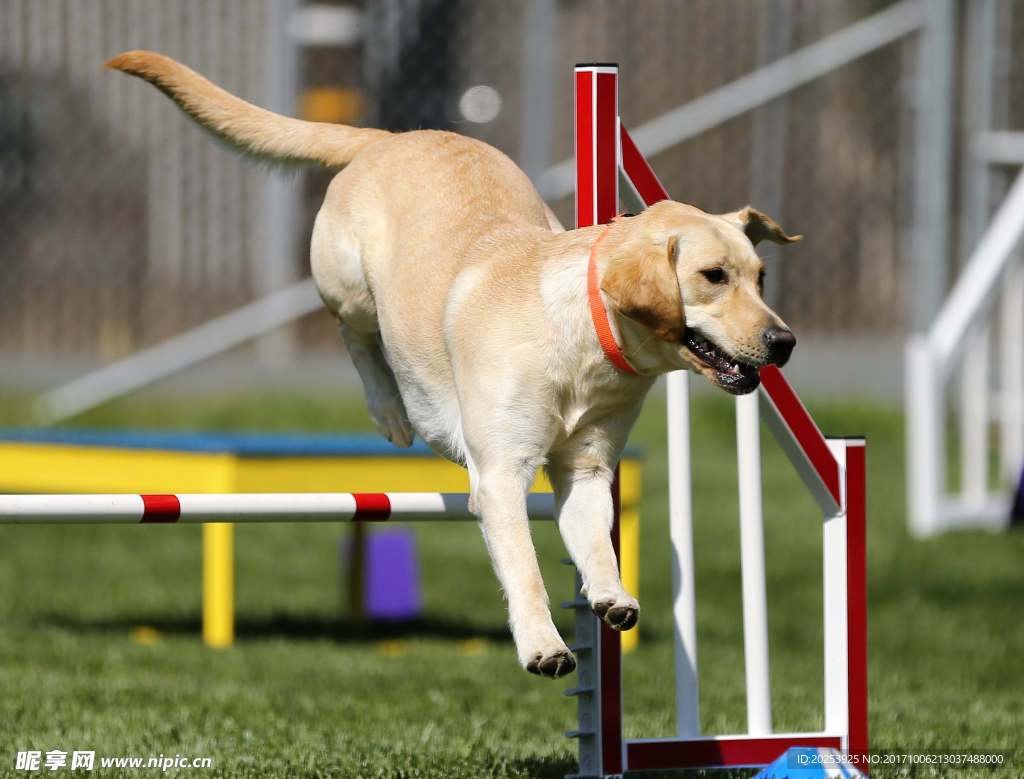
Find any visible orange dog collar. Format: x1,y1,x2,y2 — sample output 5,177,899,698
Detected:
587,223,639,375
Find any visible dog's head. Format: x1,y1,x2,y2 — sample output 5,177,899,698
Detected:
599,201,800,394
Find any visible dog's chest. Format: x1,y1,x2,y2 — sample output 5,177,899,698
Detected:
550,368,651,445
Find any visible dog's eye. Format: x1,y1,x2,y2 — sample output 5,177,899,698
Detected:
758,269,766,295
701,268,727,284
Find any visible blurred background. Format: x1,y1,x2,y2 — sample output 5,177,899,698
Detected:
1,0,994,403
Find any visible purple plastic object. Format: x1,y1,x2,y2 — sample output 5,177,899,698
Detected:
363,529,423,620
1012,466,1024,525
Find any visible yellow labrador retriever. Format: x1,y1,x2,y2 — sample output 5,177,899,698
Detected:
108,51,799,678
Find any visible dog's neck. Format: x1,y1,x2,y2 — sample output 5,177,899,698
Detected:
587,224,639,375
611,311,688,375
585,225,689,377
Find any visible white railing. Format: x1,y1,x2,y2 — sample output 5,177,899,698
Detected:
906,168,1024,536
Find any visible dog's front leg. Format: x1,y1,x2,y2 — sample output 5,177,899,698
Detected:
473,464,576,679
547,459,640,632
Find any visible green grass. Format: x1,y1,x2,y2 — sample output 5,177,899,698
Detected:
0,390,1021,777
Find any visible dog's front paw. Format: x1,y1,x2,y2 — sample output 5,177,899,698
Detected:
523,645,577,679
591,592,640,632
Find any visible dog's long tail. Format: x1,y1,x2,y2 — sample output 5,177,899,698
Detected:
106,50,390,169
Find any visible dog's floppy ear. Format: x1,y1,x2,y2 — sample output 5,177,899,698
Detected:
724,206,802,246
601,235,687,342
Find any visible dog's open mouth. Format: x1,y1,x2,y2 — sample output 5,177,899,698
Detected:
682,328,760,394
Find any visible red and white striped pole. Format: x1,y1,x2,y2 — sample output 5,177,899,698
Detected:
0,492,556,524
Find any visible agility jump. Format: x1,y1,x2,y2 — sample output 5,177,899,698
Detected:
559,64,868,776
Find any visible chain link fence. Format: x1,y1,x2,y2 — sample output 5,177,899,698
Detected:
0,0,1009,366
0,0,275,361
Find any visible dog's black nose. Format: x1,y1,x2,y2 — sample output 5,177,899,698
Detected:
764,326,796,367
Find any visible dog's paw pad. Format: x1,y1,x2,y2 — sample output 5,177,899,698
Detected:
592,598,640,631
606,604,639,631
525,648,576,679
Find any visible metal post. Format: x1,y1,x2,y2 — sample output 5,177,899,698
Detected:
1000,259,1024,485
990,0,1018,492
959,0,999,511
961,327,991,508
911,0,956,333
906,337,945,535
667,371,700,738
959,0,999,263
566,566,602,777
518,0,557,187
906,0,955,536
735,392,772,735
258,0,302,363
749,0,793,311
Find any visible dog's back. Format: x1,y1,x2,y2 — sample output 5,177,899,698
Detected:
308,126,555,460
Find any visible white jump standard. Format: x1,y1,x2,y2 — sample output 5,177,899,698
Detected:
565,64,868,777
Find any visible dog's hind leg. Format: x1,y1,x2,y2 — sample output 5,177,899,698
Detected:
546,441,640,632
311,199,414,448
339,324,414,448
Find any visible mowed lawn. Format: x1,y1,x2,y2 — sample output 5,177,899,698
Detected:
0,388,1021,777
